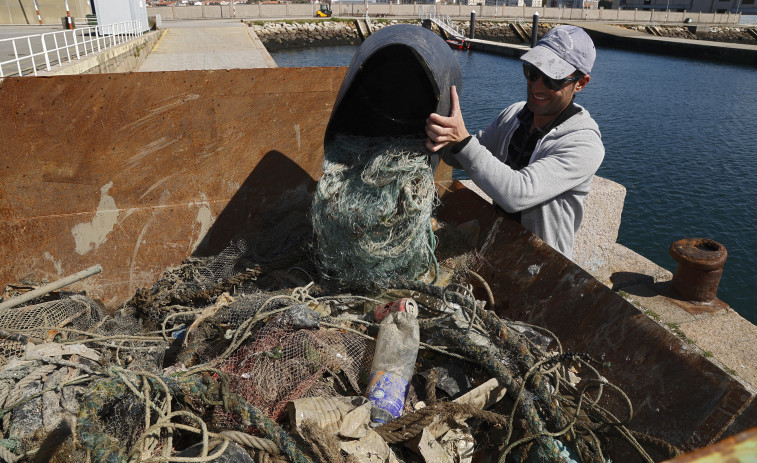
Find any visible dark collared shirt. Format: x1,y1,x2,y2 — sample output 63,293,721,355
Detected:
506,102,581,171
502,102,581,222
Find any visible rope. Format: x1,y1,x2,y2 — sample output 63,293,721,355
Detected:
425,368,438,404
0,445,18,463
39,356,98,376
256,453,289,463
628,429,682,460
375,401,509,444
130,411,226,463
3,363,57,409
466,270,495,311
0,383,12,414
230,395,313,463
219,431,280,455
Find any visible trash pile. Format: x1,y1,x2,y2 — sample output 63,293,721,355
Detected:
0,136,683,463
0,236,684,463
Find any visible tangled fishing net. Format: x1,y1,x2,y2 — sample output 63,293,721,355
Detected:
0,295,101,368
217,308,373,423
311,135,438,287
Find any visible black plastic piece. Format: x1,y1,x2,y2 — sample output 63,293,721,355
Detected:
324,24,463,144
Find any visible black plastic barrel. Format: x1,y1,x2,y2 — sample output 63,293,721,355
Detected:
324,24,463,144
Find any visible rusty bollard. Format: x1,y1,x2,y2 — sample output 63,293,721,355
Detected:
669,238,727,303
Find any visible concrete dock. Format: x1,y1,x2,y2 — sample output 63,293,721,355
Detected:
579,22,757,65
466,22,757,65
138,19,276,72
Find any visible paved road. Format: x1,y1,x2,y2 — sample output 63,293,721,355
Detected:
138,19,274,71
0,25,62,76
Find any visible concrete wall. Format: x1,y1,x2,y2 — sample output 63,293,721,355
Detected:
144,4,740,24
0,1,740,25
0,0,91,25
623,0,745,13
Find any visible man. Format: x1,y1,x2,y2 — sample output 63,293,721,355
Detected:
425,25,604,259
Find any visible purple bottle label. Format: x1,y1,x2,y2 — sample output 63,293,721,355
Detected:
365,371,409,420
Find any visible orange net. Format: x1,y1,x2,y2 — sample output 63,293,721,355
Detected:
218,313,374,423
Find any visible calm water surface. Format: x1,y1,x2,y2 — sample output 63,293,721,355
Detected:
272,46,757,324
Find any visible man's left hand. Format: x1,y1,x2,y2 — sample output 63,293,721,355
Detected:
425,86,470,153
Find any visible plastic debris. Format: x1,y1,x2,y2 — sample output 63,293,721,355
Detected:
417,428,453,463
439,428,475,463
374,298,419,323
289,396,371,438
177,441,255,462
419,363,471,398
365,311,420,427
340,429,401,463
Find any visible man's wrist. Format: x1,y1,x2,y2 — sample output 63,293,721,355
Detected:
451,135,472,154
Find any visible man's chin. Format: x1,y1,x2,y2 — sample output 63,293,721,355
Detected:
526,99,546,114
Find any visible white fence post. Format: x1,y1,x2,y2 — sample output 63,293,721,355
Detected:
41,35,51,71
13,41,22,76
27,37,37,75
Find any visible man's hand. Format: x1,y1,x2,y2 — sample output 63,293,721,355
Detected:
425,85,470,153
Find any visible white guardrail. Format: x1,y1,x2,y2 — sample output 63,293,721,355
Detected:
419,7,466,41
0,20,145,78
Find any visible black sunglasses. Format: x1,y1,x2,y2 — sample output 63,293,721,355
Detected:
522,63,581,91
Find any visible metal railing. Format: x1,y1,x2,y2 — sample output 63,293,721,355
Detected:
0,20,145,78
419,8,466,40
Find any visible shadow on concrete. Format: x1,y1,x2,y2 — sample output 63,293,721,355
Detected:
609,271,655,292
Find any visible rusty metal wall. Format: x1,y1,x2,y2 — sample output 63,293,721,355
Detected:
0,68,348,306
0,67,453,308
436,183,756,454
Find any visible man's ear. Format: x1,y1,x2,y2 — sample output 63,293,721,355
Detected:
574,74,591,93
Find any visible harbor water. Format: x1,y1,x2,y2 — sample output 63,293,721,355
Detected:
271,45,757,325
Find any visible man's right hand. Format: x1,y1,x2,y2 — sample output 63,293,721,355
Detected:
425,85,470,153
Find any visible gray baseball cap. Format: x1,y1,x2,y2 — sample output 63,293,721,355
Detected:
521,25,596,79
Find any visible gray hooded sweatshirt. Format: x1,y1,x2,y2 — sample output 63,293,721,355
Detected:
451,101,604,258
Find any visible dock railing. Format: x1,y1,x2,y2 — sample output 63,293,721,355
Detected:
419,7,466,40
0,20,145,78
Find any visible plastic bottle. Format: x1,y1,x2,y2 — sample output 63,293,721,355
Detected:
374,297,418,323
365,311,420,427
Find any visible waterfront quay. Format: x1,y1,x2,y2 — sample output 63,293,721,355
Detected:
465,22,757,65
145,2,744,25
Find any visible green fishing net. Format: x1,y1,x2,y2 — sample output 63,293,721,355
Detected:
311,135,438,287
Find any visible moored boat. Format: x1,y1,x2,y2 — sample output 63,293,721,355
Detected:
446,38,470,50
